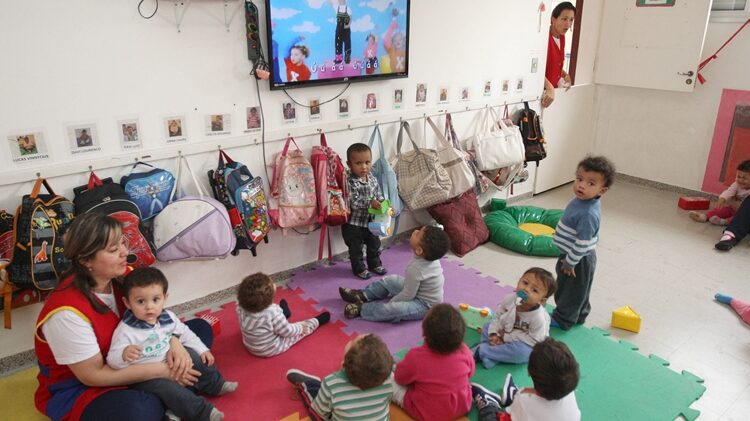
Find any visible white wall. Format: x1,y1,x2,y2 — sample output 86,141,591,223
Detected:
0,1,546,358
592,22,750,190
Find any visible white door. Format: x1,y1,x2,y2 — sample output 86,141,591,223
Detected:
594,0,712,92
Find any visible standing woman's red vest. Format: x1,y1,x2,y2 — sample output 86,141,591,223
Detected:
545,32,566,88
34,276,126,421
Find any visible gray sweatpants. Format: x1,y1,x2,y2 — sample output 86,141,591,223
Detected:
552,251,597,330
131,348,225,421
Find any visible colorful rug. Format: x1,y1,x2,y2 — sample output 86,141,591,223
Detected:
287,241,514,353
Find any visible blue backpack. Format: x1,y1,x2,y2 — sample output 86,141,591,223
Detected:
120,162,175,220
367,125,402,242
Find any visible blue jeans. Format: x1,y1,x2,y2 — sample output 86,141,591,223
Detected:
477,322,533,368
360,275,430,323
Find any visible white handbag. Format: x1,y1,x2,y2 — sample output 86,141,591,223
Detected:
425,117,475,199
464,108,525,171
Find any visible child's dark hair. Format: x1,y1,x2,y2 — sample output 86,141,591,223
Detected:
578,155,616,188
738,160,750,172
523,267,557,298
123,268,168,298
347,143,372,162
552,2,576,18
237,273,275,313
422,304,466,354
419,226,451,261
528,338,580,400
343,334,393,390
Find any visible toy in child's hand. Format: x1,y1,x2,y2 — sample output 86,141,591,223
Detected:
515,290,528,305
368,199,395,237
458,303,492,331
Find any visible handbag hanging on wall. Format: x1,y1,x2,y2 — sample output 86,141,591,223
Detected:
464,107,526,171
425,116,476,199
153,155,236,262
445,113,492,195
394,121,453,210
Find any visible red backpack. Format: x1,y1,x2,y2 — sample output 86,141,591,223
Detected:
311,133,349,261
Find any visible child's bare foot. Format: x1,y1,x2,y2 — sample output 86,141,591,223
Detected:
689,211,707,222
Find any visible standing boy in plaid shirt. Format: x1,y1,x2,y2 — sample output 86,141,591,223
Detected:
343,143,388,279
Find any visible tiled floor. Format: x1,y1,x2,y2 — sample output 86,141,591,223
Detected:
461,180,750,421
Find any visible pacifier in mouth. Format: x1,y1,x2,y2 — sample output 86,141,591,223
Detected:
515,290,528,305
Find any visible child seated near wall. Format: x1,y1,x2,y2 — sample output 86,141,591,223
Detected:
392,303,475,421
474,267,557,367
472,337,581,421
236,272,330,357
690,160,750,225
338,225,450,322
286,333,394,420
107,268,238,421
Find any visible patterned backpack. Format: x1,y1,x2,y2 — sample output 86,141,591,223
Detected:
8,178,76,291
311,133,349,261
269,136,317,230
518,101,547,163
232,176,271,248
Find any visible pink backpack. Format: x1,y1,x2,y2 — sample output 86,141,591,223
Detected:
269,137,317,230
311,133,349,261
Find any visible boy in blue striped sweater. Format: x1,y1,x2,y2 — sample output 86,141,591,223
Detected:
551,156,615,330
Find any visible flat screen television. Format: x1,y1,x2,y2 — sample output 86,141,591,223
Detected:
265,0,410,90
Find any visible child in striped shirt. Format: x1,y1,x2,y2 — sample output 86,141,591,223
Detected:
286,333,394,421
551,156,615,330
236,273,330,357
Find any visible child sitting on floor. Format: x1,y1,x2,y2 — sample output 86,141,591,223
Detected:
107,268,237,421
474,267,557,367
471,337,581,421
338,225,450,322
690,160,750,225
286,333,394,420
236,272,330,357
392,303,475,421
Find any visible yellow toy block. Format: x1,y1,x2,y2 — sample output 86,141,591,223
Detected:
611,305,641,333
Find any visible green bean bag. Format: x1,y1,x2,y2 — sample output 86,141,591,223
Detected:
484,198,563,256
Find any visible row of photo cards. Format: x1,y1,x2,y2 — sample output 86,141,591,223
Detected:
5,79,526,166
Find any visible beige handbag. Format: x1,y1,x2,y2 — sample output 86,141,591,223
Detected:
425,117,475,199
394,121,453,210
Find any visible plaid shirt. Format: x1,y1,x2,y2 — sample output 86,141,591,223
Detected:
346,172,384,227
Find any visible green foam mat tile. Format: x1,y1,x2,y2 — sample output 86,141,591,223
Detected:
396,324,706,421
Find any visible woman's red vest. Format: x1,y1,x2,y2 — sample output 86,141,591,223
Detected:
545,32,566,88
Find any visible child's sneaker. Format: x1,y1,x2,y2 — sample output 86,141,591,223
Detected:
500,373,519,407
688,211,707,222
344,302,362,319
218,381,238,396
286,369,321,385
355,270,372,280
370,266,388,276
339,287,367,303
709,215,729,226
471,383,501,410
315,311,331,326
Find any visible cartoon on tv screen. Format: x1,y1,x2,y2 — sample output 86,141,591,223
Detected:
268,0,409,88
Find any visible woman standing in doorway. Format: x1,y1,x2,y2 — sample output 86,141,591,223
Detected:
542,2,575,108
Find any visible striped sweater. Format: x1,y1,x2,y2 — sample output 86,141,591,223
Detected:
553,198,601,269
312,369,394,421
236,303,318,357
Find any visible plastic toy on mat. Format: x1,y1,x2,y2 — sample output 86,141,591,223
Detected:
458,303,492,331
678,196,710,210
611,305,642,333
368,199,395,237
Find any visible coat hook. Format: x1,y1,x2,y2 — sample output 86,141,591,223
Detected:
317,128,322,133
36,172,41,178
347,124,352,130
88,165,93,172
178,150,182,156
287,133,291,137
217,144,222,151
465,106,470,111
134,157,139,163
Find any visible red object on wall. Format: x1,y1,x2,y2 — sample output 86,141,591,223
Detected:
678,196,711,210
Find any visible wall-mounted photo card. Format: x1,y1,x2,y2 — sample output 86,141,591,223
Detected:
67,123,101,155
364,93,378,113
206,113,231,136
338,98,350,119
516,78,524,93
246,106,262,132
483,80,492,97
415,83,427,106
164,116,187,144
117,119,141,151
393,89,404,110
309,98,322,121
438,86,449,104
459,87,470,102
7,130,50,164
501,79,510,95
282,102,297,123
